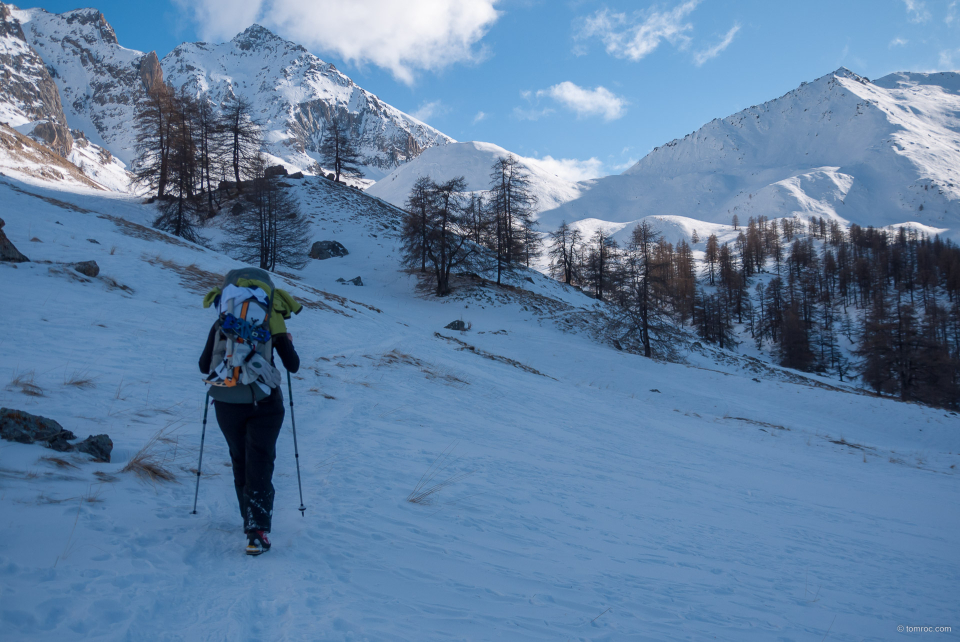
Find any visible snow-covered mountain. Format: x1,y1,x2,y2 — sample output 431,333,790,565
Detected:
6,4,158,164
367,140,585,212
3,5,451,179
538,68,960,241
162,25,452,180
0,2,73,155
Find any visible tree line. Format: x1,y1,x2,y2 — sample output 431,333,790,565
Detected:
548,214,960,408
133,83,364,269
400,155,541,295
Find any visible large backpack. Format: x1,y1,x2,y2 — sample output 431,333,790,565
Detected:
204,267,282,404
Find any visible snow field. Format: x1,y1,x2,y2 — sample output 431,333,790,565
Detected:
0,175,957,641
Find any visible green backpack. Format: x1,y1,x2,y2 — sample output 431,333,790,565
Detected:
205,268,282,404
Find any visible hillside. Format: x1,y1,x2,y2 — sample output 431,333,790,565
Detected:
536,69,960,242
367,140,585,212
1,171,957,640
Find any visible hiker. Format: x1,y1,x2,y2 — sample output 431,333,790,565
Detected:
198,268,303,555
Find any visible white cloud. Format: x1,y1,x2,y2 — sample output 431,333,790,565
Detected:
903,0,931,22
527,155,605,182
576,1,700,61
175,0,501,84
610,158,639,173
411,100,446,122
537,82,626,121
889,37,909,48
472,111,487,124
940,48,960,69
948,1,957,24
693,23,740,66
512,106,554,121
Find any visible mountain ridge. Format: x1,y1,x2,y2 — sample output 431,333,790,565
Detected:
535,67,960,240
1,4,452,179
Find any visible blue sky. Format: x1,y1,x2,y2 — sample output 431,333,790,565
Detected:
30,0,960,179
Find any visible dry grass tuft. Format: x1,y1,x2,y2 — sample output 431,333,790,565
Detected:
407,442,473,506
94,471,118,482
63,369,97,389
101,275,134,293
40,456,78,469
121,424,183,483
37,493,74,504
8,370,44,396
141,255,221,294
434,333,555,380
378,350,468,386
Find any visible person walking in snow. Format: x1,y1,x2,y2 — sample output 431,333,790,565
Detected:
198,268,302,555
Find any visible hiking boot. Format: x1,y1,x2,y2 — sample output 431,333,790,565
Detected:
246,530,271,556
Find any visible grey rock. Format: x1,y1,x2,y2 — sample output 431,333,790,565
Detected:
264,164,288,177
336,276,363,286
86,238,100,244
73,260,100,277
0,408,76,445
76,434,112,462
444,320,467,331
288,171,304,179
310,240,349,260
0,218,29,263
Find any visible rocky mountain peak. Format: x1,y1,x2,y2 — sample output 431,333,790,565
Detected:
60,7,117,45
232,23,302,53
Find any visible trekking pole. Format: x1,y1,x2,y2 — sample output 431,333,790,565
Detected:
192,392,211,515
287,371,306,516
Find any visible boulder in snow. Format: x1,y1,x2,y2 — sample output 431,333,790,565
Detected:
310,240,349,260
0,408,112,460
76,434,113,462
0,408,75,446
0,218,29,262
444,320,469,331
336,276,363,286
73,260,100,277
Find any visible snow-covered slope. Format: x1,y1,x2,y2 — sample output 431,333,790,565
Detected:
1,172,957,640
0,121,101,188
367,140,585,212
540,69,960,241
162,25,452,180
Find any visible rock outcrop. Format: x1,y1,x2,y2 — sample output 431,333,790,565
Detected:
10,6,161,163
0,2,72,156
0,408,113,462
0,217,29,262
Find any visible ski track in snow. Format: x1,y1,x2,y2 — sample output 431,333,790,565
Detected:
0,175,958,641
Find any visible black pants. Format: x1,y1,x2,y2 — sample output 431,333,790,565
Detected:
214,392,285,533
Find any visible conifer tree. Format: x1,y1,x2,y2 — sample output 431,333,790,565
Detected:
320,115,364,183
220,94,262,190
